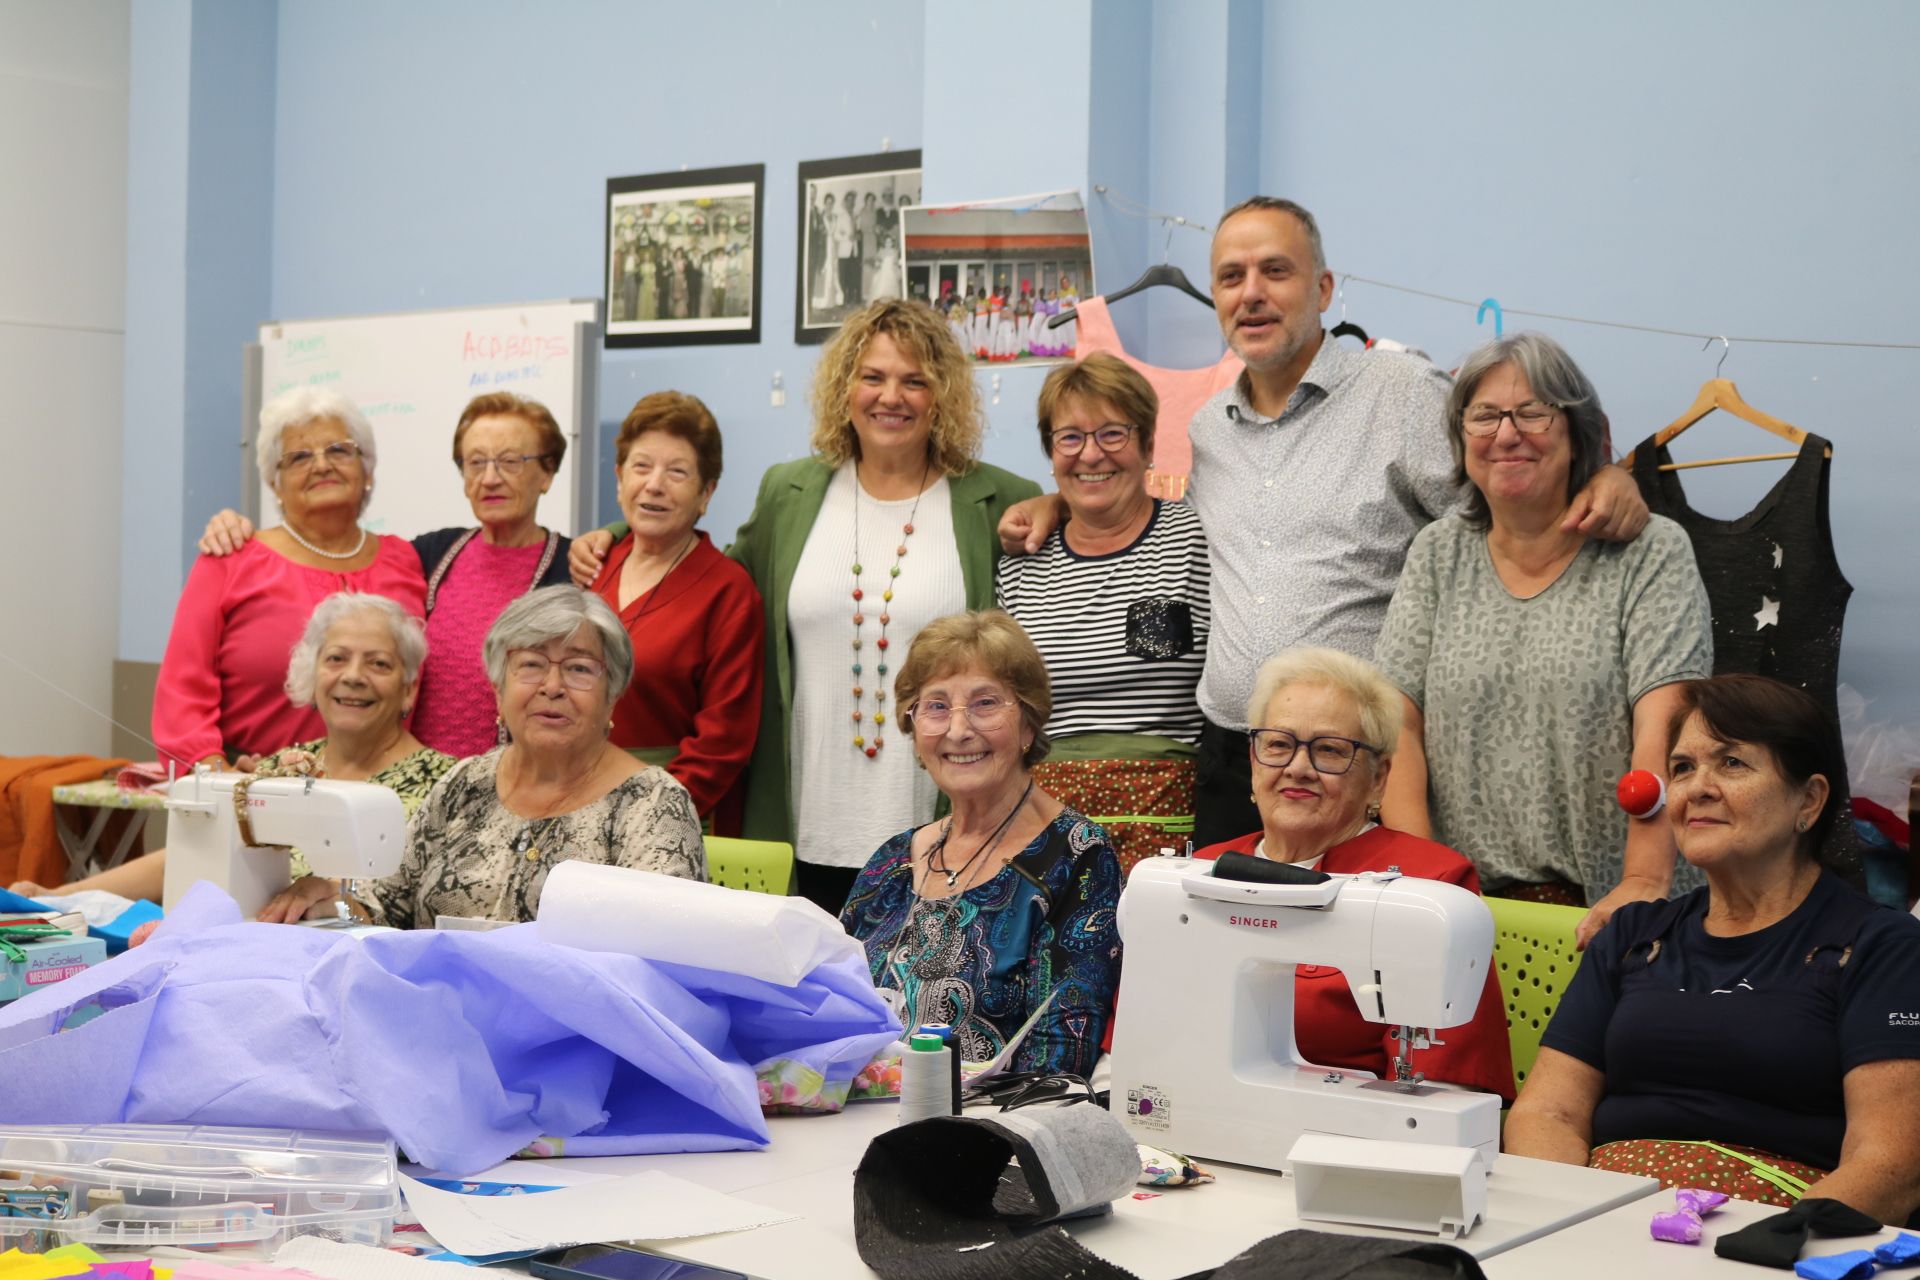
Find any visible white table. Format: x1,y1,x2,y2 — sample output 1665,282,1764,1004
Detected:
1484,1192,1912,1278
546,1102,1660,1279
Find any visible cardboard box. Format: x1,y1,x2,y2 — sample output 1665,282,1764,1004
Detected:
0,927,106,1004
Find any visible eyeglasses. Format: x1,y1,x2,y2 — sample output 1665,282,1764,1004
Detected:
461,453,546,478
1248,729,1380,775
506,650,606,691
1462,401,1559,437
910,694,1017,733
1049,424,1138,455
278,441,364,473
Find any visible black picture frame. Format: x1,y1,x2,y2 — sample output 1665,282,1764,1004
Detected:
794,149,923,344
605,163,764,348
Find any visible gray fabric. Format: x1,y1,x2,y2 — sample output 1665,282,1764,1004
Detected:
1374,514,1712,902
1187,340,1461,731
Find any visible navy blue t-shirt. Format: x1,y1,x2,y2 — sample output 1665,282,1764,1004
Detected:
1540,870,1920,1170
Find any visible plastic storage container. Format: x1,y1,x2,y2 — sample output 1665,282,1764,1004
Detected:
0,1124,399,1253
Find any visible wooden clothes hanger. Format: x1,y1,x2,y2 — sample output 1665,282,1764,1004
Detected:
1623,341,1832,472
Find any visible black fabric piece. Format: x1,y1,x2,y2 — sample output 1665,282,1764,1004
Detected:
1712,1198,1883,1269
1185,1229,1486,1280
1194,716,1259,848
853,1115,1140,1280
1213,850,1331,885
1125,596,1195,659
1629,431,1857,872
795,860,860,915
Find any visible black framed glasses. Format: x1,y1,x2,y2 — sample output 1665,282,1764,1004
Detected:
1248,729,1380,775
460,452,547,477
1048,423,1138,455
1461,401,1559,437
278,441,364,473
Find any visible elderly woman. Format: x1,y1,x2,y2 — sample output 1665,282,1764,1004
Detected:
1374,332,1712,946
1188,647,1513,1097
15,593,454,906
1507,675,1920,1221
841,610,1121,1076
263,585,705,928
155,388,426,772
197,391,575,757
997,354,1210,877
588,392,763,834
570,300,1040,911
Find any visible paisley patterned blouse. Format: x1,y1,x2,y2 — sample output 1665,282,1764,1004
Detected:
354,747,706,929
840,808,1122,1076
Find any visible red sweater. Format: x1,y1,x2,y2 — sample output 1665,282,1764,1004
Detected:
592,532,764,834
152,538,426,769
1190,826,1516,1100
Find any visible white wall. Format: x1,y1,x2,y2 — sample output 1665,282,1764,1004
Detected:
0,0,129,756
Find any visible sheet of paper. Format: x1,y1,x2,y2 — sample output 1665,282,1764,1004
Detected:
273,1238,467,1280
963,987,1059,1083
398,1171,794,1254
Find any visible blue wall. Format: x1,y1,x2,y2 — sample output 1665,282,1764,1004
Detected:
269,0,928,561
1256,0,1920,726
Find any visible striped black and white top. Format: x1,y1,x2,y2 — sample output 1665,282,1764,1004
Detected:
996,499,1211,744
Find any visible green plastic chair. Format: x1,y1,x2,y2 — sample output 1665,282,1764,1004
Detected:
704,836,796,896
1486,897,1587,1094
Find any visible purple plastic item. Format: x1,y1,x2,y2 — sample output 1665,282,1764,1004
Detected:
1675,1188,1731,1216
1651,1209,1705,1244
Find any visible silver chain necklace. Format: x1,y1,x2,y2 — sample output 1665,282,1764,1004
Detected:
283,521,368,560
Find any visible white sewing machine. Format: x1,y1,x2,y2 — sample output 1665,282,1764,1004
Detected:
161,771,406,918
1109,853,1502,1174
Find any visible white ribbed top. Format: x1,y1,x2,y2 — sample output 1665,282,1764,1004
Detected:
787,465,963,867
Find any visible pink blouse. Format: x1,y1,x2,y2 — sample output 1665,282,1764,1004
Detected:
410,539,549,757
152,537,427,768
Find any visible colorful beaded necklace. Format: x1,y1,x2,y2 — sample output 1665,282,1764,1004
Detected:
850,458,931,758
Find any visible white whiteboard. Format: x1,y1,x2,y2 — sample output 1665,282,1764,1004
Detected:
248,299,601,539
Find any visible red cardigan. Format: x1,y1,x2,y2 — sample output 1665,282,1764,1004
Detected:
592,531,764,834
1191,826,1516,1101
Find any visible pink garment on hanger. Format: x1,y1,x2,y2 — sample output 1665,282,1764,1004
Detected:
1071,296,1243,500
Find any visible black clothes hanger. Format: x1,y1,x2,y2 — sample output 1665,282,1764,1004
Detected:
1049,263,1213,328
1329,318,1370,346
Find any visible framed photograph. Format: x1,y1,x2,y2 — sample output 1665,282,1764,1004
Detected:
605,163,764,348
901,189,1093,366
795,149,923,344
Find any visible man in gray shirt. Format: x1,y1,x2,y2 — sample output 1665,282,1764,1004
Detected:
1001,197,1650,844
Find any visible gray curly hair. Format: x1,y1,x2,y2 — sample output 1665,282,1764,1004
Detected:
284,593,428,707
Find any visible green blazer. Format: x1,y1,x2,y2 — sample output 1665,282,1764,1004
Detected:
726,456,1043,846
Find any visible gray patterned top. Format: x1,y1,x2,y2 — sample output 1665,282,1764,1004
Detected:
1374,514,1712,902
1187,339,1462,729
354,747,706,929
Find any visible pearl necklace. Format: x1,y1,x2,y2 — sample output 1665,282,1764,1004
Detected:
849,459,930,758
284,521,368,561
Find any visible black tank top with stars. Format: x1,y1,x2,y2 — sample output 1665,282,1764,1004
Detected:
1631,432,1856,870
1630,431,1850,714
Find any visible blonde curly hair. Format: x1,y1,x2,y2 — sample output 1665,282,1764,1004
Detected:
808,298,983,477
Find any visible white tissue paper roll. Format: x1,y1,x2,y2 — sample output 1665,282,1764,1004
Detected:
536,861,864,987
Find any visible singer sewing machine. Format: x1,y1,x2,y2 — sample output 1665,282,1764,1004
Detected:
1109,854,1502,1174
161,771,406,919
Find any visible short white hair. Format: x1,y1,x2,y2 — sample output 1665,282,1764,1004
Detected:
284,593,428,707
483,585,634,704
257,387,379,513
1245,646,1404,759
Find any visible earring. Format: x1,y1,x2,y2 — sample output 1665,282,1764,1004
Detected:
1367,804,1382,822
1796,819,1809,832
496,716,509,748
